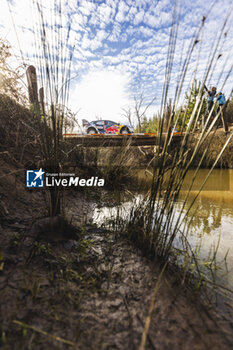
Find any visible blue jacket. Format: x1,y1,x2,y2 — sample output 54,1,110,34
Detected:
217,94,226,106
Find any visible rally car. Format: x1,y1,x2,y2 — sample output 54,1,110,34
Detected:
82,119,133,135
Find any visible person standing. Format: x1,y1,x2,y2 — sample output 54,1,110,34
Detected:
216,92,228,134
205,86,217,113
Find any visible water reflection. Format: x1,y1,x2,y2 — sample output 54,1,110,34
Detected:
176,181,233,287
93,169,233,289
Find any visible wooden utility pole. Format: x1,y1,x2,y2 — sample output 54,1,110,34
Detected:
26,65,39,108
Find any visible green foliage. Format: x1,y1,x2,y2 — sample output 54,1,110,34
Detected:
176,80,207,130
225,97,233,124
79,238,94,257
0,38,25,103
34,242,51,256
135,114,158,133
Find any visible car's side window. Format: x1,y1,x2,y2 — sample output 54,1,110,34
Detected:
96,121,104,126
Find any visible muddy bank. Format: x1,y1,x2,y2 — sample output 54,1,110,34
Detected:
189,125,233,168
1,96,233,349
62,140,156,169
1,183,233,349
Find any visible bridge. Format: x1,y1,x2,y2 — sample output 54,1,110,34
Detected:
63,133,183,147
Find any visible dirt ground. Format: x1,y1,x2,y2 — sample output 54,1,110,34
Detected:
1,161,233,350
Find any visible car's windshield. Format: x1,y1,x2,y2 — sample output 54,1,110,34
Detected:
93,121,104,126
92,120,119,126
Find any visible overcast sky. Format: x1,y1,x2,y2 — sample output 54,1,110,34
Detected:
1,0,233,125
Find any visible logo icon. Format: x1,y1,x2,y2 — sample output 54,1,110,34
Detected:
26,169,45,188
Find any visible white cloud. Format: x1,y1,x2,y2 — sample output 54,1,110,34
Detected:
115,0,129,22
133,10,144,25
143,13,161,28
0,0,233,123
107,22,122,42
96,29,108,42
70,69,132,121
72,13,88,27
99,3,114,23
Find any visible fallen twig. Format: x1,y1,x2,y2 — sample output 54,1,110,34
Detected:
138,263,167,350
13,320,75,346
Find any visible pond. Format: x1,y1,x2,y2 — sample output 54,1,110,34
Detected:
93,169,233,290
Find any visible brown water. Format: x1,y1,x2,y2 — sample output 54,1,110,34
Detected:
176,169,233,288
93,169,233,289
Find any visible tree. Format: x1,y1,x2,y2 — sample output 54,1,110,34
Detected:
57,105,76,134
121,107,134,130
0,38,25,103
176,80,207,130
134,93,156,133
123,93,157,133
225,97,233,124
145,114,159,133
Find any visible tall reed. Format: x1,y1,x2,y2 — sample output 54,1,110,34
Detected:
126,3,233,290
28,0,75,216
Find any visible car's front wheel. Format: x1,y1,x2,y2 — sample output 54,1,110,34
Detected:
87,128,97,134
